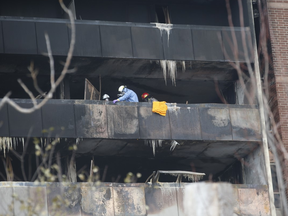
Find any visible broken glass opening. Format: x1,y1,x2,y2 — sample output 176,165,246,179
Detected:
155,5,170,24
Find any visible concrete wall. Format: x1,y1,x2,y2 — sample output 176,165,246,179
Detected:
267,0,288,196
0,182,270,216
244,146,268,185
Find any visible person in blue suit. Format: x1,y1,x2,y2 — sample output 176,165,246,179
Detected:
113,85,139,103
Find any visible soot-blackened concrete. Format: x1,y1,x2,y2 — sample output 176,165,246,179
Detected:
0,18,253,62
0,99,262,142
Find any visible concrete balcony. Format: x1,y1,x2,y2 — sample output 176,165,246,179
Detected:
0,17,253,62
0,99,261,141
0,99,263,180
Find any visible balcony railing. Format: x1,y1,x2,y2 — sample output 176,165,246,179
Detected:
0,99,261,141
0,17,253,62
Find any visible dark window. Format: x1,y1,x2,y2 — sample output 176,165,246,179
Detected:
271,164,281,209
155,5,170,24
274,194,281,209
271,165,279,192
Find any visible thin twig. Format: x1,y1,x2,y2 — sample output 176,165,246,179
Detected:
28,61,45,96
45,33,55,89
17,79,37,107
56,152,62,182
0,0,76,114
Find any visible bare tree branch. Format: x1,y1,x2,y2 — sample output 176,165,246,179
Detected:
44,33,55,89
0,0,76,114
17,79,37,107
28,61,45,96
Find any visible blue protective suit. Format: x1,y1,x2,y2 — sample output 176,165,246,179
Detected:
118,88,139,102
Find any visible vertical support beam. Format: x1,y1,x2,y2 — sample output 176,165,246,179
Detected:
59,76,70,99
250,0,276,214
254,47,276,216
59,81,65,99
64,77,71,99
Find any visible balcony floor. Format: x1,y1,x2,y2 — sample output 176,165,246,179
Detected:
76,139,259,180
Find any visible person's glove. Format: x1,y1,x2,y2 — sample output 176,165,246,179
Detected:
113,99,119,104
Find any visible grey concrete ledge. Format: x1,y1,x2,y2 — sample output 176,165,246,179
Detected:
0,99,262,141
0,17,254,62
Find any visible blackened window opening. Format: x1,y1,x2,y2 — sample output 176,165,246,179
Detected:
155,5,170,24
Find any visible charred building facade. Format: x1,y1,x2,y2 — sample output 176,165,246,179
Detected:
0,0,280,215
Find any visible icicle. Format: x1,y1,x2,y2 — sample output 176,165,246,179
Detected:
9,138,12,150
170,140,179,151
22,138,24,149
167,61,177,86
2,138,6,157
5,137,7,150
160,60,167,85
154,23,173,47
2,137,7,155
181,61,186,72
151,140,156,156
145,140,163,156
160,60,177,86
